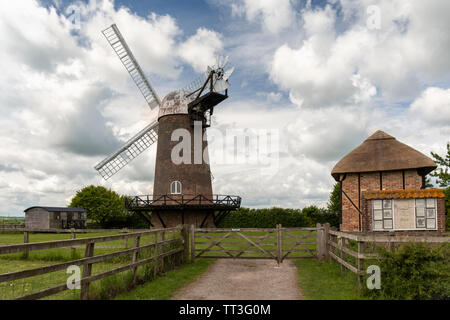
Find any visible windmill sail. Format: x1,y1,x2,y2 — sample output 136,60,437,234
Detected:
94,121,159,180
182,71,209,95
102,24,161,109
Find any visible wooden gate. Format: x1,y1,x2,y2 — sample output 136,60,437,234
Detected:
191,225,321,263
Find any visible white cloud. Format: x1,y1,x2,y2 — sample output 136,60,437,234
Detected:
270,1,450,108
178,28,223,72
227,0,296,34
410,87,450,124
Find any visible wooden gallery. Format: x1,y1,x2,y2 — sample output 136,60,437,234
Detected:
332,130,446,233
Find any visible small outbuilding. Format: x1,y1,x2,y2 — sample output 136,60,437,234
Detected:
24,207,87,229
332,130,446,232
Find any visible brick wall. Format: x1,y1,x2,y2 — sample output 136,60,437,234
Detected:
404,169,423,189
341,173,360,232
341,169,424,232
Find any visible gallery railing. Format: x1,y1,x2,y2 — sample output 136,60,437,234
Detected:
125,194,241,209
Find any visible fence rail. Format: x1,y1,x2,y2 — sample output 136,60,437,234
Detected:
0,226,190,300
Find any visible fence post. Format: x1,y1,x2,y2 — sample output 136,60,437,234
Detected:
23,231,29,259
341,238,346,274
190,224,195,263
131,235,141,282
123,230,129,249
323,223,330,262
153,231,159,278
71,229,76,257
276,224,282,265
316,223,330,261
161,230,166,272
81,241,95,300
357,240,364,291
316,223,323,261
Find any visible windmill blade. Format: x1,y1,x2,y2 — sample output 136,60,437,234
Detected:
216,56,221,69
94,120,159,180
223,66,235,81
181,71,209,95
222,56,229,69
213,79,230,92
102,24,161,109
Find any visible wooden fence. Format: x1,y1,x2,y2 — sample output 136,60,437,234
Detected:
0,224,25,230
326,227,450,289
191,225,324,263
0,226,190,300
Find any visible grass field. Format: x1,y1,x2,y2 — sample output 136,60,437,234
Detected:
0,231,182,300
294,259,366,300
0,217,24,223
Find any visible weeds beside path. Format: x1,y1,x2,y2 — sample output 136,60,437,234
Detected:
294,259,367,300
115,259,215,300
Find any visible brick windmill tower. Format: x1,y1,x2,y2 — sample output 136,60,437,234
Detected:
95,24,241,228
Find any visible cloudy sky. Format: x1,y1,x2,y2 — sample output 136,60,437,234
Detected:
0,0,449,216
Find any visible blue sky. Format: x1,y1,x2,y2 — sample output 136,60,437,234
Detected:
0,0,448,216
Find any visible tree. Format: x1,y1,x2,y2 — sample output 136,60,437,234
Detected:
327,183,341,214
69,185,128,228
430,142,450,188
430,143,450,230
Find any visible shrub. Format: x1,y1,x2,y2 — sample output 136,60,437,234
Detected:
364,243,450,300
216,206,339,228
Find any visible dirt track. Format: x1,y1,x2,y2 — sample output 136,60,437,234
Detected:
171,259,303,300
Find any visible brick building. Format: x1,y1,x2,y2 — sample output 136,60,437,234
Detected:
331,130,446,232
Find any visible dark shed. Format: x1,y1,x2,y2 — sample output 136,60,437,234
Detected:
24,207,87,229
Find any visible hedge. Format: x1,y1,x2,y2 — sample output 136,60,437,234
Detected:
216,206,340,228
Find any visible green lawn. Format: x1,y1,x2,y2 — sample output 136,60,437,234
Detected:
0,231,181,300
294,258,367,300
115,259,215,300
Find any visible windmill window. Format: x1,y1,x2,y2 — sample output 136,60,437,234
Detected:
170,181,182,195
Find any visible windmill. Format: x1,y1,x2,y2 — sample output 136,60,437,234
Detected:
94,24,241,228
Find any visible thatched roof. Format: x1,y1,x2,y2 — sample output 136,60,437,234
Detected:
331,130,437,181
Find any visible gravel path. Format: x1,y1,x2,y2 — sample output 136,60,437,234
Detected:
171,259,303,300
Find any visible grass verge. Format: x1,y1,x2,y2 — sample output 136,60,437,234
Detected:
115,259,215,300
294,259,368,300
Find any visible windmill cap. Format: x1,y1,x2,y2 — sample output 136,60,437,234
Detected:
331,130,437,181
158,90,195,120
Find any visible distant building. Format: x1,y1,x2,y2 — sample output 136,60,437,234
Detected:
332,130,446,232
24,207,87,229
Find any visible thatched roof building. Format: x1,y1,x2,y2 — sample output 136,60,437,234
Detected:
331,130,436,181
